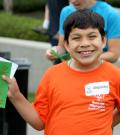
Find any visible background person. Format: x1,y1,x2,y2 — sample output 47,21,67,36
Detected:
33,4,49,34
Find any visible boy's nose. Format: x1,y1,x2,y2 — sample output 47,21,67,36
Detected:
80,44,90,48
80,39,90,48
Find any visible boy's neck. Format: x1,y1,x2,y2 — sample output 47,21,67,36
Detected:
68,58,103,72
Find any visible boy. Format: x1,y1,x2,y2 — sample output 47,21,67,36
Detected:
46,0,120,63
3,9,120,135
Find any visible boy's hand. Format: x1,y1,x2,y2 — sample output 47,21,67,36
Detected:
2,75,20,101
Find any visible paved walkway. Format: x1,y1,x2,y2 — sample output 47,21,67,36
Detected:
27,124,44,135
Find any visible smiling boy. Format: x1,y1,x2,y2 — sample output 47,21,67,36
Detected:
3,9,120,135
64,9,106,71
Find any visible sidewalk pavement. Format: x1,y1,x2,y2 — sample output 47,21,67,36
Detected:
27,124,44,135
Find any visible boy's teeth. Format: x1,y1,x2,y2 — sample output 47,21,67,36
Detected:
81,51,91,55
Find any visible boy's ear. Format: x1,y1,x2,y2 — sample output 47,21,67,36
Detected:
102,36,107,49
64,41,70,53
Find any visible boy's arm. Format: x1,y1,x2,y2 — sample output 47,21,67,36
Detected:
2,75,44,130
113,108,120,127
100,38,120,63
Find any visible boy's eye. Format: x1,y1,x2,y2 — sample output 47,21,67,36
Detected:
89,35,97,39
72,37,80,40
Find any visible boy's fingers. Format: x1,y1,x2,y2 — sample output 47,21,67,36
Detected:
2,75,11,83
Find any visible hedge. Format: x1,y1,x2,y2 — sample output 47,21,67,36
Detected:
13,0,47,12
0,0,47,12
0,11,49,41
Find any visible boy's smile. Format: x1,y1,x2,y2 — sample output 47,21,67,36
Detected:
65,28,106,71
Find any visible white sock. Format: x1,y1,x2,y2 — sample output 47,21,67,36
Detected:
43,20,49,29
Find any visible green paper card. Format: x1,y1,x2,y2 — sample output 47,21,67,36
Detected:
0,61,12,108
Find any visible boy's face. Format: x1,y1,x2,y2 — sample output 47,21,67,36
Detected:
69,0,95,9
65,28,106,69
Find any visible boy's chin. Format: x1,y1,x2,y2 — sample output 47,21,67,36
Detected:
78,59,100,66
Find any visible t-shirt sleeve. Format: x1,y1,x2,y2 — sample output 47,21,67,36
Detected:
59,8,67,36
33,71,50,124
107,10,120,39
59,4,76,36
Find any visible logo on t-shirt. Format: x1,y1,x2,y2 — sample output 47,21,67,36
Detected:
85,81,109,111
85,81,109,96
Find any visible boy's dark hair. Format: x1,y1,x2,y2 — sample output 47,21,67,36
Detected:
63,9,106,42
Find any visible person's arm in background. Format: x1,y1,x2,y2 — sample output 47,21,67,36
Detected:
46,34,66,61
100,38,120,63
100,8,120,63
2,76,44,130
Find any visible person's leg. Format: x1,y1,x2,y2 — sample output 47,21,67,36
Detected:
42,4,49,30
32,4,49,34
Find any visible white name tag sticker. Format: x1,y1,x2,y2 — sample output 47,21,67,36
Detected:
85,81,109,96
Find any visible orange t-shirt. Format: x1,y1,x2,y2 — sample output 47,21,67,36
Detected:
33,61,120,135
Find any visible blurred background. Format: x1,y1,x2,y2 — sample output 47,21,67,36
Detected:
0,0,119,42
0,0,49,42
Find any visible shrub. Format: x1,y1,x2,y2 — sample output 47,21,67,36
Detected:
13,0,47,12
0,0,3,9
0,11,49,41
0,0,47,12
